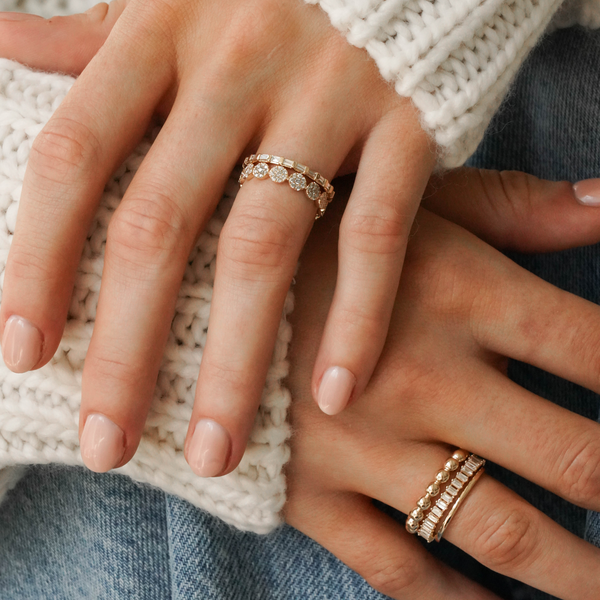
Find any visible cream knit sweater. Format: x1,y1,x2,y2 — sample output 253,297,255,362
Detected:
0,0,598,534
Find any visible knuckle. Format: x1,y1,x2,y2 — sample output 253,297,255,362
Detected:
219,209,296,280
6,244,57,285
341,209,407,257
363,559,421,597
30,117,101,184
473,506,540,572
108,189,190,265
555,434,600,505
86,349,143,391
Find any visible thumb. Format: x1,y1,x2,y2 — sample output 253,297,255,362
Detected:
422,167,600,253
0,0,127,76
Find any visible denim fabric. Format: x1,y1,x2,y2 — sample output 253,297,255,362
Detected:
1,24,600,600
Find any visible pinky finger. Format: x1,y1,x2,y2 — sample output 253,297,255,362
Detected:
285,492,499,600
311,112,435,415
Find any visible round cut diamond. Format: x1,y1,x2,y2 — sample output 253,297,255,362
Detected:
306,182,321,201
269,165,288,183
242,164,254,178
253,163,269,179
289,173,307,191
318,192,329,210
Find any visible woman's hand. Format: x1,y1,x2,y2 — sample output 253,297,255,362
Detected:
285,169,600,599
0,1,434,476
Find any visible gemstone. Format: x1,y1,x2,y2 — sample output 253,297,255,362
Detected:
307,169,317,180
306,182,321,201
440,492,453,503
316,174,326,186
271,156,284,165
253,163,269,179
431,506,443,518
269,166,288,183
289,173,307,191
456,472,468,483
257,153,270,161
283,159,295,168
436,499,449,511
295,163,308,173
418,529,432,541
318,192,329,210
452,478,464,490
446,486,458,497
462,466,474,477
242,164,254,177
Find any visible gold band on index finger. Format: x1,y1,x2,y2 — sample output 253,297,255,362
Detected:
239,153,335,219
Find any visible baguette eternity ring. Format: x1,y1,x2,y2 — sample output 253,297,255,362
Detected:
239,154,335,220
405,449,486,543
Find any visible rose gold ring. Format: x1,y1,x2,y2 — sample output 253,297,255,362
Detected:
239,154,335,220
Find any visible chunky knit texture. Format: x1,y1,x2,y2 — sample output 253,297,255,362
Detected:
0,59,293,534
305,0,600,168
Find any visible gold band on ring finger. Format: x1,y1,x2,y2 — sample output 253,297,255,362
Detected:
405,449,486,543
238,154,335,220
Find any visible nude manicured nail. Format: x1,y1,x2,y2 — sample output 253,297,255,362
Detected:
188,419,230,477
573,179,600,206
317,366,356,415
1,315,43,373
80,414,125,473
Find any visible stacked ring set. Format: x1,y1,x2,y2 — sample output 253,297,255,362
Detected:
405,449,486,543
239,154,335,219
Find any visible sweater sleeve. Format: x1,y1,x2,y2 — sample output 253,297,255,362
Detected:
0,59,292,534
304,0,576,168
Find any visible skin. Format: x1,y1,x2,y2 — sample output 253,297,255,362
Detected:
285,170,600,599
0,0,435,476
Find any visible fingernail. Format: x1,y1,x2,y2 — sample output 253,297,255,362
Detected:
317,366,356,415
573,179,600,206
1,315,43,373
0,12,43,21
188,419,230,477
80,414,125,473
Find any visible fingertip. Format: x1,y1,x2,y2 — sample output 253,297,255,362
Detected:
186,418,232,478
316,366,356,416
80,413,125,473
1,315,44,373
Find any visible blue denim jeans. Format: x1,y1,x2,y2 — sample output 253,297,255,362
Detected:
1,25,599,600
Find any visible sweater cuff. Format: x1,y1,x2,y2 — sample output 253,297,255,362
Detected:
0,60,292,534
305,0,565,168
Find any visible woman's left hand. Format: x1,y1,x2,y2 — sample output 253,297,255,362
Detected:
0,0,434,476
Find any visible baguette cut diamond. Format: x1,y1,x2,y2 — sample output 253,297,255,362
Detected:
456,472,468,483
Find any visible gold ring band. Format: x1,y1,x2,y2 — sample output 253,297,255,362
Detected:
238,154,335,220
405,449,485,543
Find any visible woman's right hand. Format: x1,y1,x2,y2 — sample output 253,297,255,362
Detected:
284,169,600,599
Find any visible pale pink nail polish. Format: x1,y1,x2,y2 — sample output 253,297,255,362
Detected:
573,179,600,206
188,419,230,477
80,414,125,473
317,366,356,415
1,315,43,373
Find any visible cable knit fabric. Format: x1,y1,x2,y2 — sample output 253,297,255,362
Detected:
0,59,293,534
305,0,600,168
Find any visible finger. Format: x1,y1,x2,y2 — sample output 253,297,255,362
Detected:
359,445,600,600
465,247,600,399
426,365,600,512
285,492,498,600
0,13,172,374
185,109,356,477
0,2,124,75
423,167,600,252
79,88,253,472
311,109,435,415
